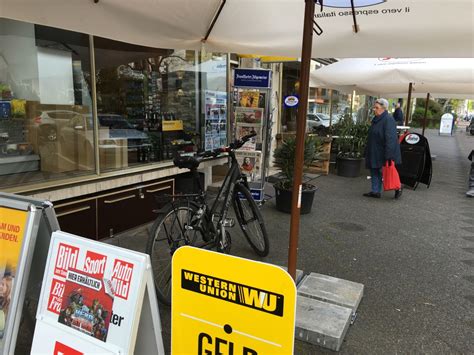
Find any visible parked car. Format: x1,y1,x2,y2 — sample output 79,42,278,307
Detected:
59,113,152,162
307,113,332,132
31,110,84,141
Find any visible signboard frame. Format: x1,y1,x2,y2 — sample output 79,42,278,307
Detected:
0,193,59,355
172,246,296,354
31,231,165,354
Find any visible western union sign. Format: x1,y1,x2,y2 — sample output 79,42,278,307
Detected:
172,247,296,354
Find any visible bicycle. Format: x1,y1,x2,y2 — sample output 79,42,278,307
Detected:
146,133,269,305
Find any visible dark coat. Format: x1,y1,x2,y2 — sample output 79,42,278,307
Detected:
365,110,402,169
393,107,404,125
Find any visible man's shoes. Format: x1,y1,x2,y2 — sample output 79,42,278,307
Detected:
394,188,403,199
363,192,381,198
466,189,474,197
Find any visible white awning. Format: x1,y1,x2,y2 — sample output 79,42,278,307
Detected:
1,0,473,58
310,58,474,98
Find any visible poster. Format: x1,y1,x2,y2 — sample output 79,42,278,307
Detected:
235,107,263,125
0,207,28,345
32,233,148,353
172,247,296,354
235,151,261,182
58,268,114,342
238,90,266,109
204,90,227,151
235,123,262,151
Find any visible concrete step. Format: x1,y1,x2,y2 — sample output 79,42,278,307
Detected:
295,296,352,351
297,273,364,312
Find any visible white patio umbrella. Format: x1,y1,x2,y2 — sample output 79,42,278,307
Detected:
1,0,473,58
310,58,474,98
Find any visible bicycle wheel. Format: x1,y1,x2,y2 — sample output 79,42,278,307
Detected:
233,184,269,256
146,201,200,305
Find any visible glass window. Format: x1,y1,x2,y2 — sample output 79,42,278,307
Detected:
93,38,200,170
199,53,228,151
0,19,94,189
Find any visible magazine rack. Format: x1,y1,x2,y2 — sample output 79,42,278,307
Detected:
231,68,273,202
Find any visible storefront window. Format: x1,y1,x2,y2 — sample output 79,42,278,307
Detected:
93,38,199,170
0,19,94,188
199,53,228,150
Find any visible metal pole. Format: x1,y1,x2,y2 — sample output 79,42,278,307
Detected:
422,93,430,136
405,82,412,126
329,89,333,126
288,0,315,281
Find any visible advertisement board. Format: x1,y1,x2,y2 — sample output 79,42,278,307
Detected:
32,231,164,354
234,69,271,88
172,247,296,354
0,192,58,355
0,207,29,350
439,113,454,135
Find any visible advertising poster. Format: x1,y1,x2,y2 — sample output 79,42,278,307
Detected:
238,90,266,109
235,107,263,125
0,207,28,345
235,151,261,182
204,90,227,151
172,247,296,354
235,123,262,151
32,232,155,354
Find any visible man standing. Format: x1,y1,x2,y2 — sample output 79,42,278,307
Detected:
393,101,404,126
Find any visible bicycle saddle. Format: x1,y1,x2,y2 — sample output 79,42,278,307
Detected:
173,155,200,170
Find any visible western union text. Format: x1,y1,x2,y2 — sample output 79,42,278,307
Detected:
182,269,283,316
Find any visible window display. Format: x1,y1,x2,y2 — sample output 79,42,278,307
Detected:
0,19,228,190
0,19,94,188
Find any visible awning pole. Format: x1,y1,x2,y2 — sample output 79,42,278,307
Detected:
422,93,430,136
288,0,315,281
405,82,413,126
202,0,227,42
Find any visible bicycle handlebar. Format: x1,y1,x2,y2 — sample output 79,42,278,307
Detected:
173,133,257,170
197,132,257,158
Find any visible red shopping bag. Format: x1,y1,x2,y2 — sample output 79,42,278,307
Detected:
383,160,401,191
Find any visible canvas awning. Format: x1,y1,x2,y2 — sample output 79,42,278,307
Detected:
1,0,473,58
310,58,474,98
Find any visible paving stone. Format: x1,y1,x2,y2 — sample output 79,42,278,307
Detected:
297,273,364,312
295,295,352,351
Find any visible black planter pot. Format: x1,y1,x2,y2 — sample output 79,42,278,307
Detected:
274,183,317,215
336,156,363,177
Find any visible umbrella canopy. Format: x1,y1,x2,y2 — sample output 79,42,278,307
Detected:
1,0,473,58
310,58,474,98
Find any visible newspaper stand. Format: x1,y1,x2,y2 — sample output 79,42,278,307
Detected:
0,192,60,355
398,132,432,189
231,68,273,202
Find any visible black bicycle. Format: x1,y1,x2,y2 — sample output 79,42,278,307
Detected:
146,133,269,305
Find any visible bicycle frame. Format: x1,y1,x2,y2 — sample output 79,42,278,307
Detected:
186,150,246,246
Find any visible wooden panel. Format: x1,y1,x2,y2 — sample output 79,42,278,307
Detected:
55,198,97,240
97,179,174,239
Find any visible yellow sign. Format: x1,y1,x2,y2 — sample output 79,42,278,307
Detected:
162,120,184,131
0,206,28,344
172,247,296,354
0,207,28,271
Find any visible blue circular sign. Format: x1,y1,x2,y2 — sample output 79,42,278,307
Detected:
284,95,299,108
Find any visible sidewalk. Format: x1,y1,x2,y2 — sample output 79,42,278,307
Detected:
110,127,474,354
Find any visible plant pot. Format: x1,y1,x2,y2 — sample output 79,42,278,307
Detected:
274,183,317,214
336,156,363,177
286,121,297,132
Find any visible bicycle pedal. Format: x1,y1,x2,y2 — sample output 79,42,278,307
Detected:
222,218,235,228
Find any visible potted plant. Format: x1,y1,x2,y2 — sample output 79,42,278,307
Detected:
273,136,318,214
334,120,370,177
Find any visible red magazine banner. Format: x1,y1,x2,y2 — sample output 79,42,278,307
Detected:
54,243,80,278
53,341,84,355
58,268,114,342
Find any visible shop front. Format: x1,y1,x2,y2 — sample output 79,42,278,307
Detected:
0,18,229,239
